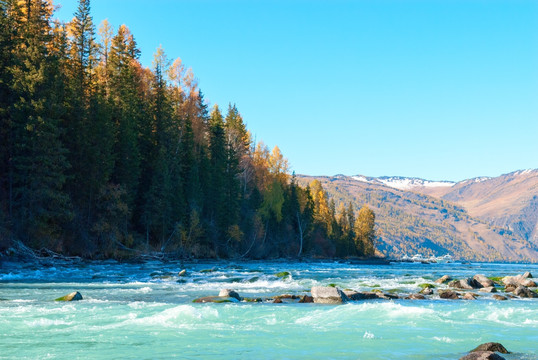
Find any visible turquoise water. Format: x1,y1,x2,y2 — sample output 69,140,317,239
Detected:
1,260,537,359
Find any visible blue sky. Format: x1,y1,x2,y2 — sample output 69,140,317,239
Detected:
55,0,538,181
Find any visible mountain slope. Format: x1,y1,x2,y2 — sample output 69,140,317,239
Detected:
297,172,538,262
415,170,538,245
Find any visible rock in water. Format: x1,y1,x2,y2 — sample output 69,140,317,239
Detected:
463,293,477,300
473,275,494,288
55,291,83,301
298,295,314,303
193,296,239,303
439,290,460,299
492,295,507,301
449,278,478,290
502,273,536,287
178,269,187,277
275,271,291,279
343,291,378,301
513,286,538,298
504,284,517,293
420,287,433,295
435,275,452,284
470,342,509,354
460,351,506,360
519,278,536,287
406,294,425,300
479,286,497,293
218,289,242,301
311,286,349,304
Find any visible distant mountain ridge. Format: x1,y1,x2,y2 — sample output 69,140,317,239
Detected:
297,169,538,262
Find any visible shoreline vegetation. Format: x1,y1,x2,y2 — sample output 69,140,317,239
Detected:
0,0,377,261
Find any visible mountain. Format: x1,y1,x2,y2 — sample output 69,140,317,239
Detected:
297,170,538,262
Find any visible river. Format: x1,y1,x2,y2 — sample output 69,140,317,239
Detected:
1,260,537,359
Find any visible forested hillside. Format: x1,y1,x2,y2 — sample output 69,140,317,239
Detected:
0,0,376,259
297,175,538,262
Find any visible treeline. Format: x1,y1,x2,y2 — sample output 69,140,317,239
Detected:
0,0,376,259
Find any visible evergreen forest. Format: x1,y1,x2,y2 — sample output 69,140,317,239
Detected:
0,0,376,259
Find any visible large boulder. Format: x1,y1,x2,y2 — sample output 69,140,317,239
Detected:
470,342,509,354
449,278,479,290
460,351,505,360
439,290,460,299
311,286,349,304
435,275,452,284
473,275,494,288
219,289,242,301
519,278,536,287
502,273,536,287
55,291,83,301
513,286,538,298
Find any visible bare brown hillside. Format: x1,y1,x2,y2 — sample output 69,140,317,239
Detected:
297,172,538,262
413,170,538,246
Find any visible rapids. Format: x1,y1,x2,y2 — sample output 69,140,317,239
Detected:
1,260,537,359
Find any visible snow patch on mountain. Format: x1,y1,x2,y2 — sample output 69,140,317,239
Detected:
351,175,455,190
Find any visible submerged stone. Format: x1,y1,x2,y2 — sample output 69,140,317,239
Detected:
460,351,506,360
218,289,241,301
275,271,291,279
343,291,378,301
193,296,239,303
55,291,83,301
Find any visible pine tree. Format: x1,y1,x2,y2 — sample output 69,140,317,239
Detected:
65,0,114,243
9,0,71,247
207,105,227,249
108,25,142,205
143,46,184,249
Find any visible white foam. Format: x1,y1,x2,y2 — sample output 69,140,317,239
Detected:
25,318,74,327
433,336,453,343
363,331,375,339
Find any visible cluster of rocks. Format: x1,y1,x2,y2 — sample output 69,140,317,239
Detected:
189,270,536,305
460,342,509,360
431,272,536,301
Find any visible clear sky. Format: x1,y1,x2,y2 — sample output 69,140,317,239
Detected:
55,0,538,181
